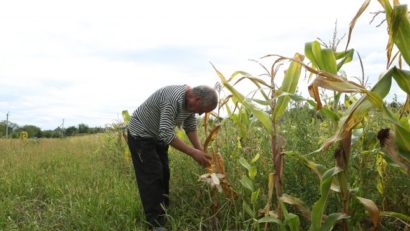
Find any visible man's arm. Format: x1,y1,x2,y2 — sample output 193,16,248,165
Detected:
170,136,211,168
186,130,203,151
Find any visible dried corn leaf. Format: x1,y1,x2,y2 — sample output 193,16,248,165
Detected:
356,196,381,230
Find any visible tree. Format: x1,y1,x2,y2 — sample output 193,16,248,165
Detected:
78,123,89,134
15,125,42,138
0,121,18,137
65,126,78,136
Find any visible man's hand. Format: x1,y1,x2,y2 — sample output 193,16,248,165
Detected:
170,136,211,168
190,149,212,168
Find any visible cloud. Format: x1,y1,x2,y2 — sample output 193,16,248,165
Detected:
0,0,409,129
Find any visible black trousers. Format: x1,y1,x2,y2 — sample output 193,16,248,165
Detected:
127,131,170,227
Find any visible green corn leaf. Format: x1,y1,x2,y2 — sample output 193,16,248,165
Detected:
392,68,410,95
284,151,326,179
309,167,343,231
319,106,340,123
321,48,338,74
252,98,271,106
258,216,282,224
239,157,251,170
251,188,260,205
305,42,318,68
122,110,130,124
279,199,300,231
306,41,337,73
336,49,354,71
312,41,325,69
320,68,394,150
320,213,349,231
225,82,272,133
249,166,257,180
212,64,273,133
381,211,410,223
242,201,254,217
228,70,250,82
395,124,410,160
240,175,254,191
232,75,271,101
391,4,410,66
285,213,300,231
251,153,260,163
273,53,304,121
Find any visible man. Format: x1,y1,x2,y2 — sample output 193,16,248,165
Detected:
127,85,218,230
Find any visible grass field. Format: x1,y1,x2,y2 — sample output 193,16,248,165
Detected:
0,135,145,231
0,134,235,231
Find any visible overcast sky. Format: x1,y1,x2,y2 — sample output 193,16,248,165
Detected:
0,0,408,130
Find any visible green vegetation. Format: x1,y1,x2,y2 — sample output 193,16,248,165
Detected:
0,105,408,230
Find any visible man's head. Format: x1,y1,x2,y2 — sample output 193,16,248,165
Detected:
186,85,218,115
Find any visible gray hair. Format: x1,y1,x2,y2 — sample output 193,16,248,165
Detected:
192,85,218,110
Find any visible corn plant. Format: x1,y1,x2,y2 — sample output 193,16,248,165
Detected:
213,53,304,228
300,0,410,229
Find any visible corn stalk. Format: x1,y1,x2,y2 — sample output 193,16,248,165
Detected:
212,53,304,225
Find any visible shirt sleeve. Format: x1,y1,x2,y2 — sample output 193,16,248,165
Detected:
183,113,197,133
159,103,177,144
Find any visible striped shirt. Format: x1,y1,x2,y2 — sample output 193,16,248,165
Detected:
128,85,197,144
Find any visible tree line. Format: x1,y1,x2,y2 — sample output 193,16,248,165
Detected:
0,121,105,138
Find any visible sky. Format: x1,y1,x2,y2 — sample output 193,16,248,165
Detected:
0,0,409,130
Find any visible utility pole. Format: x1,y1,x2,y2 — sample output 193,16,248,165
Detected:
61,119,65,137
6,112,9,138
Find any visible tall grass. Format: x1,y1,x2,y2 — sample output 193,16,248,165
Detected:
0,135,142,231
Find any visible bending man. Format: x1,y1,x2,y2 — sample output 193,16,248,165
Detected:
127,85,218,229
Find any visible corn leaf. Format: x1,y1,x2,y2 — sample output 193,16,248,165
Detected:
320,68,394,150
251,188,260,204
278,200,300,231
273,53,304,121
356,196,381,229
305,42,318,67
285,213,300,231
306,41,337,74
284,151,326,179
336,49,355,71
395,124,410,160
380,211,410,223
243,201,254,217
232,75,271,101
320,213,349,231
203,125,220,153
249,166,257,180
392,68,410,95
345,0,371,51
122,110,130,124
309,167,343,231
212,64,273,133
280,194,311,220
239,157,251,170
391,4,410,66
240,175,254,191
258,216,282,224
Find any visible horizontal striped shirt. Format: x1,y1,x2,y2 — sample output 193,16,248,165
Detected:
128,85,197,144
